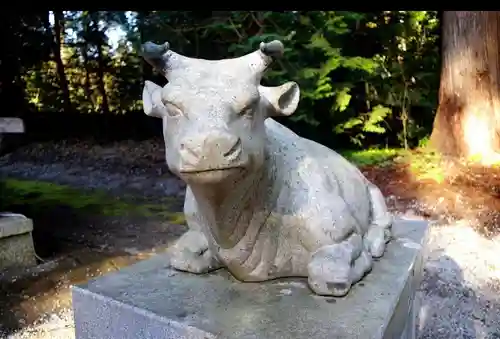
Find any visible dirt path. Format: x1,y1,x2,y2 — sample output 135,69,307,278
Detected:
0,210,187,337
1,140,499,338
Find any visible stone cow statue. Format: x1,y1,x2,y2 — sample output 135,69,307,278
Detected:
141,40,392,297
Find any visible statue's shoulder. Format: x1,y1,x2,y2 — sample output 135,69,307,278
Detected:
264,118,306,149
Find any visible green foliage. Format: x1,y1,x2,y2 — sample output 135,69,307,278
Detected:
336,105,392,146
2,11,440,148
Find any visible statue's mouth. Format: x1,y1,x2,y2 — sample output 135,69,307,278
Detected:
179,166,243,174
179,167,244,183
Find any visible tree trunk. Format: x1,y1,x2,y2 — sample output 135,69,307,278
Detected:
81,44,95,109
95,42,110,114
80,18,95,111
430,11,500,162
0,13,26,113
52,11,72,112
137,11,152,84
89,12,110,114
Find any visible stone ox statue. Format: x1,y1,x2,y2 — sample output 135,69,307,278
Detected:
141,40,392,297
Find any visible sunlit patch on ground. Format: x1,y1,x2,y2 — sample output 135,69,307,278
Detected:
360,149,500,238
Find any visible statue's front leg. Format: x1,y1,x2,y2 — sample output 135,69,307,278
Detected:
307,233,372,297
169,187,222,274
169,230,221,274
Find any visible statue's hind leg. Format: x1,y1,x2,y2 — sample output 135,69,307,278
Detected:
307,233,373,297
364,183,392,258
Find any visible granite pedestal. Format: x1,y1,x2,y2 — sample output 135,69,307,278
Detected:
72,218,429,339
0,214,36,270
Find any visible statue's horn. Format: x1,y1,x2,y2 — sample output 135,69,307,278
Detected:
237,40,285,82
259,40,285,60
141,41,194,80
141,41,170,76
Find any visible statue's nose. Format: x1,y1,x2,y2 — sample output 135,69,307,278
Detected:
180,131,242,166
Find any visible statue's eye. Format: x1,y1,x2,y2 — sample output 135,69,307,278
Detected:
239,102,257,118
240,107,254,117
164,102,183,117
238,98,259,118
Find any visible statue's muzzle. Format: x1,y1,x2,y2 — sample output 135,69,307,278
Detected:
178,130,243,174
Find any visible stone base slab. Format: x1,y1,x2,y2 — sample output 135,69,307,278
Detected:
0,214,36,270
72,218,429,339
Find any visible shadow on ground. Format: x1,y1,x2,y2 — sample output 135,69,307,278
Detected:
418,253,500,339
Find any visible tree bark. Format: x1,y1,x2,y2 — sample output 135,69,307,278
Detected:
90,13,110,114
137,11,152,84
79,18,95,111
81,43,95,107
52,11,72,112
0,12,26,113
430,11,500,162
95,42,110,114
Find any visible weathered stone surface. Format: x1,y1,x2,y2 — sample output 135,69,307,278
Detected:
0,118,24,134
0,215,36,270
72,218,429,339
0,120,32,270
141,40,392,296
0,214,33,238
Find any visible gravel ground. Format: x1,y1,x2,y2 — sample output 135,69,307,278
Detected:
417,219,500,339
1,140,500,338
0,161,185,199
0,139,185,199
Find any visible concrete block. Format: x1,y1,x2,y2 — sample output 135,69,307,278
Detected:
0,118,24,134
0,214,36,270
73,218,429,339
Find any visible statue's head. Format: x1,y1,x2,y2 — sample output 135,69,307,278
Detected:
142,40,300,185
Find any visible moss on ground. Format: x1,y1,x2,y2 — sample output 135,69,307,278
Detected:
341,148,403,167
0,178,185,224
403,150,446,183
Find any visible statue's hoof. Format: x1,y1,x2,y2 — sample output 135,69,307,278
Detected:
308,275,352,297
326,282,351,296
365,226,391,258
169,251,215,274
307,243,355,297
168,230,219,274
307,258,353,297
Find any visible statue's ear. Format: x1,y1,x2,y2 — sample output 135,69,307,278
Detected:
143,80,167,119
259,81,300,117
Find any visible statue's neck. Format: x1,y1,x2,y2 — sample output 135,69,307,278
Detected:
188,161,270,248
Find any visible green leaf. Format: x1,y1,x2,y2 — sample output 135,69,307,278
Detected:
362,105,392,134
342,57,379,74
334,88,351,112
344,117,363,129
